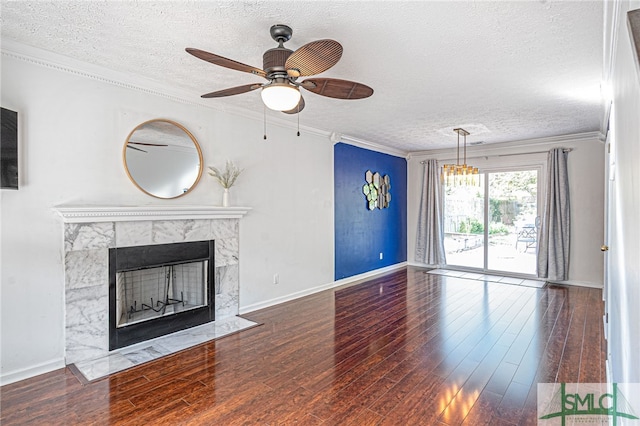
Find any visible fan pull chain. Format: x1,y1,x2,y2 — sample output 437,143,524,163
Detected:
297,104,300,137
263,104,267,140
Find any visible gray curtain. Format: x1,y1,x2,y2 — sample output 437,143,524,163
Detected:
537,148,571,280
415,159,446,265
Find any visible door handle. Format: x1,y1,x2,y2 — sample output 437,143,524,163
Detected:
601,245,609,252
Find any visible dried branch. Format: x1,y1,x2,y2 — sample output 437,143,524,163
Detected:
208,160,243,189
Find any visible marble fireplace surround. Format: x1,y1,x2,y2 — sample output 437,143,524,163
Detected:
54,205,251,366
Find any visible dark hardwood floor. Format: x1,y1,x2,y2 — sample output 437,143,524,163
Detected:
0,267,606,425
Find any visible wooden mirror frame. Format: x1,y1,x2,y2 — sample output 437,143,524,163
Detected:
123,119,203,199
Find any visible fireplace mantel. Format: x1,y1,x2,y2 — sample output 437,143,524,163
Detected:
53,205,251,223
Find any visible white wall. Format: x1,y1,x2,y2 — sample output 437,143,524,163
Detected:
0,45,334,383
606,0,640,384
407,134,605,287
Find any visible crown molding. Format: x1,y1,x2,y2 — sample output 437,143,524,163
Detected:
1,38,214,109
2,38,416,158
407,131,605,160
331,132,409,158
0,38,332,140
53,205,251,223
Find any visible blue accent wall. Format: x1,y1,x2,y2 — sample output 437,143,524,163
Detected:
334,143,407,280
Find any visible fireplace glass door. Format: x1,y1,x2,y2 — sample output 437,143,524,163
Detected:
116,261,208,328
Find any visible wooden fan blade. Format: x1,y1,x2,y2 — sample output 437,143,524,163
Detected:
186,48,267,78
300,78,373,99
126,145,147,153
282,96,305,114
285,40,343,77
201,83,263,98
128,142,169,147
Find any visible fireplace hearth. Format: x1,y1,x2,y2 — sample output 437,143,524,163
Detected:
109,240,215,350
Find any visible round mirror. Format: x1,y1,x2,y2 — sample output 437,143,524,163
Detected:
123,119,203,199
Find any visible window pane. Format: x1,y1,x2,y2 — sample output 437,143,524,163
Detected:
487,170,538,274
443,175,485,269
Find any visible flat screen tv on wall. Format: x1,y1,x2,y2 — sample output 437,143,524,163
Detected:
1,107,18,190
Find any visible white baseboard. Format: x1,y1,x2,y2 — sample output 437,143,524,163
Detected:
239,262,408,315
0,358,65,387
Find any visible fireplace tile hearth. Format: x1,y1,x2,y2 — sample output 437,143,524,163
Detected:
73,316,259,382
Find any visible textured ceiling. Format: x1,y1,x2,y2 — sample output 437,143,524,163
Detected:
1,1,604,152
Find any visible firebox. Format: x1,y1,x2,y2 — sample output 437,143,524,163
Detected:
109,240,215,350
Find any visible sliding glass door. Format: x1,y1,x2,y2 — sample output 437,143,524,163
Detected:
443,175,485,269
444,168,539,275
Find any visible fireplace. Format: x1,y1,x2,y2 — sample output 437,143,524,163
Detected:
109,240,215,350
56,205,250,365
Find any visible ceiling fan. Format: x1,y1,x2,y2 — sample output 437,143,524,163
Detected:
185,24,373,114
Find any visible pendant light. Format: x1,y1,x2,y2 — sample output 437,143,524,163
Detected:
441,128,479,186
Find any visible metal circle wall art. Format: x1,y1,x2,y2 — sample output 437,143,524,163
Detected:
363,170,391,210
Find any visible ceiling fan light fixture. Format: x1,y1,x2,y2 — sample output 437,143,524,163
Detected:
261,82,301,111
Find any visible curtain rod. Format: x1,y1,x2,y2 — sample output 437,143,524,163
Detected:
420,148,572,164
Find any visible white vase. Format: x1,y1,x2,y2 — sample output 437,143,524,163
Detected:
222,188,229,207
